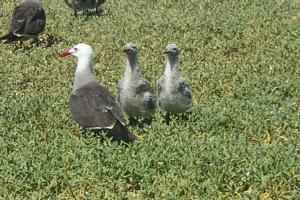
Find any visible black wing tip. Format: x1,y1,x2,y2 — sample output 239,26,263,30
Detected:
0,33,13,41
110,122,137,143
85,122,137,143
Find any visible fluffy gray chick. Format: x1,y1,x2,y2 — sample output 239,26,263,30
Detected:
157,44,192,114
117,43,156,123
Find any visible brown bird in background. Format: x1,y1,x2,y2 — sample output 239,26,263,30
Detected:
0,0,46,46
64,0,106,17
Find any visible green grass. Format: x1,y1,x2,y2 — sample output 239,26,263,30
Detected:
0,0,300,199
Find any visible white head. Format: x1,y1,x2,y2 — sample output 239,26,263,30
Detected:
59,43,95,91
59,43,93,60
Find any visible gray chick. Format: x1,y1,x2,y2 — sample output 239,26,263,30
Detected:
157,44,192,118
64,0,105,17
117,43,156,125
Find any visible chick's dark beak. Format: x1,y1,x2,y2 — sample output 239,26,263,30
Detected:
123,47,136,53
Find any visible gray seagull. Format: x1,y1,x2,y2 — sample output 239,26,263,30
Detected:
157,44,192,119
64,0,105,17
59,43,136,142
0,0,46,46
117,43,156,125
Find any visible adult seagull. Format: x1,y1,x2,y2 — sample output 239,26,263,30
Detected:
59,43,136,142
0,0,46,46
64,0,106,17
157,44,192,117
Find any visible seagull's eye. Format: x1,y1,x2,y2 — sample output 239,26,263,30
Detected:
74,47,78,51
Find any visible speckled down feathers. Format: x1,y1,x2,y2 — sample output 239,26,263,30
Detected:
118,72,156,117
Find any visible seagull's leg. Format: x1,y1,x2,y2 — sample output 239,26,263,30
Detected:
74,10,78,17
85,11,88,20
34,36,40,47
140,117,153,129
129,116,138,126
19,41,24,48
164,112,171,125
141,117,153,125
82,128,88,138
85,10,90,20
96,7,103,16
180,111,191,121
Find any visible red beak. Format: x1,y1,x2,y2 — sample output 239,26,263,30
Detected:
59,50,72,57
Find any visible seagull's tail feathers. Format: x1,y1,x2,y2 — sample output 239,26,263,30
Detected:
107,121,137,143
0,33,19,43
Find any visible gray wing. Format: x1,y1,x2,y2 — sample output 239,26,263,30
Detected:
67,0,91,10
135,77,156,109
177,75,192,99
92,0,106,7
135,77,153,95
156,76,164,96
116,79,123,107
69,83,125,129
64,0,73,8
10,3,46,36
96,0,106,5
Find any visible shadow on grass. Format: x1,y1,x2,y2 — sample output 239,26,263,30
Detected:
4,33,63,50
164,111,193,125
44,33,63,47
128,116,154,129
81,128,135,146
70,8,112,20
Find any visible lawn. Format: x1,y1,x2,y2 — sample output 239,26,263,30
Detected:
0,0,300,199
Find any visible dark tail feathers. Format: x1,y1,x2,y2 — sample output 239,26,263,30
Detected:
90,121,137,143
107,121,137,143
0,33,18,43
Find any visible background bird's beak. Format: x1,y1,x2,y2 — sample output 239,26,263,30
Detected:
164,50,170,54
123,48,132,52
59,50,72,57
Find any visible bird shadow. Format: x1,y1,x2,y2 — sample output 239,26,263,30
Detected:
4,33,62,50
93,8,110,17
13,43,33,51
91,7,112,18
163,111,192,125
9,42,36,51
128,117,154,129
74,8,111,20
81,128,134,146
43,33,63,47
